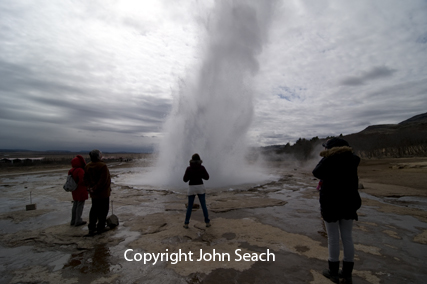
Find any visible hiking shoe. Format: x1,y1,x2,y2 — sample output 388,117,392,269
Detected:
206,222,211,228
183,224,189,229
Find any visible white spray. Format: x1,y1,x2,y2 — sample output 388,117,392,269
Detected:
151,0,276,188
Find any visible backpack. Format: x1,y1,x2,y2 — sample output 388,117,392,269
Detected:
106,201,119,228
63,174,78,192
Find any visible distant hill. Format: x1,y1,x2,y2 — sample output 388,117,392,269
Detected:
399,112,427,124
0,150,142,155
345,112,427,158
261,112,427,159
355,112,427,135
0,149,34,153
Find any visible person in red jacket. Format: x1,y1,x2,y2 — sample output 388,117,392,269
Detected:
183,153,210,229
68,155,88,226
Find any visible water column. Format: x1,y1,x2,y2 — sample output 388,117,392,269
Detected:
153,0,276,188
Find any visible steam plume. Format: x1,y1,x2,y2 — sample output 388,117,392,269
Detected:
152,0,276,188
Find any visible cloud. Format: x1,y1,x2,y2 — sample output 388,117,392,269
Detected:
0,0,201,151
0,0,426,152
339,66,397,86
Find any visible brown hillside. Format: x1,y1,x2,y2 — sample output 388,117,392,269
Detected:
344,112,427,158
261,112,427,160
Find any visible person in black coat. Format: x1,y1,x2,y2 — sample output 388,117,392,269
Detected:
183,153,211,229
313,137,361,284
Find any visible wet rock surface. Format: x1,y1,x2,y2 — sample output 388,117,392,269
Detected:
0,158,426,283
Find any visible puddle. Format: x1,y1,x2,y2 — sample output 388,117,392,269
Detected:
64,244,111,274
383,196,427,211
359,192,427,232
361,192,427,212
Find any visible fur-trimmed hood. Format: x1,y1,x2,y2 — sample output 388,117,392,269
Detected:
189,160,203,165
319,146,353,158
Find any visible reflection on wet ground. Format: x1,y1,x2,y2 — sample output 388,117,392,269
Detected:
65,244,111,274
0,163,426,283
383,196,427,211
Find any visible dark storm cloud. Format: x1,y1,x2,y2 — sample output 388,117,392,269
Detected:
339,66,397,86
0,59,91,100
27,95,170,134
0,57,172,135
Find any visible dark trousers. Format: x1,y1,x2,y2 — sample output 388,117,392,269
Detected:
88,197,109,232
185,194,210,224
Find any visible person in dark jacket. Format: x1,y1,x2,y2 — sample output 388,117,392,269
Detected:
183,153,210,229
84,149,111,236
312,137,361,284
68,155,88,226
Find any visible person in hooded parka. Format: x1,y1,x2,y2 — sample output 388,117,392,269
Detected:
313,137,362,284
68,155,88,226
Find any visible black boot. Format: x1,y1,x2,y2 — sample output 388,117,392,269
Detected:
322,261,339,283
340,261,354,283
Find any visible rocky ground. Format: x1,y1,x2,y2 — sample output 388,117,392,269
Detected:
0,156,426,284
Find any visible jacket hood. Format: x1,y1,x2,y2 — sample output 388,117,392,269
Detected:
189,160,203,166
322,137,349,149
71,155,87,169
320,146,353,158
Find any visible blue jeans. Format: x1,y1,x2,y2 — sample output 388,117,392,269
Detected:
185,194,210,224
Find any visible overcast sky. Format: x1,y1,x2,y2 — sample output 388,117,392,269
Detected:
1,0,426,152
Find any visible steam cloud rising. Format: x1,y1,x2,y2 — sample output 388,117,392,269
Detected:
151,0,276,188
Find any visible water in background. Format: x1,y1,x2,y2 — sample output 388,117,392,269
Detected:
150,0,277,188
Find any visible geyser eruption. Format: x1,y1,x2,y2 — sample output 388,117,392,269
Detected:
153,0,276,188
